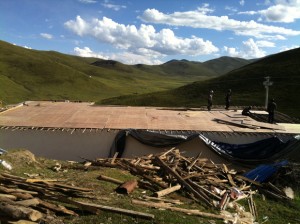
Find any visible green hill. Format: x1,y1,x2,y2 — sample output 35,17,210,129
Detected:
158,59,217,78
0,40,219,105
203,56,253,75
99,48,300,118
91,58,221,79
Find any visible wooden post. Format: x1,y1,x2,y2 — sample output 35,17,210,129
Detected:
153,184,181,197
97,175,123,185
0,201,43,221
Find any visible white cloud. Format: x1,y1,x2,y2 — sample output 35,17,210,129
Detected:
238,11,257,15
240,0,245,6
40,33,53,39
261,1,300,23
109,51,163,65
101,1,126,11
64,16,219,58
74,47,108,59
241,0,300,23
197,3,214,14
73,47,162,65
78,0,97,4
23,45,32,49
223,46,240,57
225,6,238,12
256,40,276,47
280,45,300,52
224,38,266,58
139,8,300,39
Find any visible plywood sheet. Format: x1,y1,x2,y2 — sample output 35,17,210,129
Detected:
0,101,299,134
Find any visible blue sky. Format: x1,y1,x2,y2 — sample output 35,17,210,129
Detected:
1,0,299,64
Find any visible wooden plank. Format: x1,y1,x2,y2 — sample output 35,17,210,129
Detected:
153,184,181,197
97,175,123,185
132,199,224,220
73,200,155,220
0,200,43,222
0,194,17,200
213,118,257,129
154,156,212,206
242,120,285,131
235,175,262,187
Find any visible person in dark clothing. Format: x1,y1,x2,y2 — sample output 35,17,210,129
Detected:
225,89,232,110
242,106,252,116
207,90,213,111
267,98,277,123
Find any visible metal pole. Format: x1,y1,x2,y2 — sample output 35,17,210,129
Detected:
265,85,268,108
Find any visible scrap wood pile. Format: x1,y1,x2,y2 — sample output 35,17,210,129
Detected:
0,172,92,223
0,172,154,223
88,148,294,222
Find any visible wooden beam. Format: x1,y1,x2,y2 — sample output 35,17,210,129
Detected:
73,200,155,219
154,156,212,206
153,184,181,197
132,199,224,220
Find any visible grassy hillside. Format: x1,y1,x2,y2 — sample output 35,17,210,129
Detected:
157,59,217,77
99,48,300,118
0,40,217,105
203,56,252,75
92,59,222,78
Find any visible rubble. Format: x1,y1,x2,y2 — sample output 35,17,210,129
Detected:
89,148,295,223
1,148,297,223
0,172,154,223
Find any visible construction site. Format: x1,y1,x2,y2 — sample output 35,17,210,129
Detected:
0,100,300,224
0,100,299,164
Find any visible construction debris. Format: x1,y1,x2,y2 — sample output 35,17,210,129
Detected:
1,148,297,223
90,148,296,223
115,179,138,194
0,172,154,223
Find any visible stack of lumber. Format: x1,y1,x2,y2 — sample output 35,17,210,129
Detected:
93,149,254,207
0,172,91,223
90,149,293,220
0,172,154,223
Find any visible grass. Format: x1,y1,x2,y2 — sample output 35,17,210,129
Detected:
1,149,300,224
1,40,237,106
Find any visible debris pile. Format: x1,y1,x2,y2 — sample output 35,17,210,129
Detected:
0,172,91,223
1,148,296,223
89,148,294,223
0,172,154,223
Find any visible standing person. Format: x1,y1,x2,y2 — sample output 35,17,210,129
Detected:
225,89,232,110
207,90,213,111
267,98,277,123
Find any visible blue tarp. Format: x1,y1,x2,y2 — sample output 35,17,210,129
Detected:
244,160,288,182
199,134,300,165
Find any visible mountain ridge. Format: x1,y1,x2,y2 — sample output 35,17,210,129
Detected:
0,39,251,105
99,47,300,118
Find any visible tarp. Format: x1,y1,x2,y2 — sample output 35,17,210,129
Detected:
244,160,288,182
109,129,300,165
109,129,198,157
199,135,300,165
